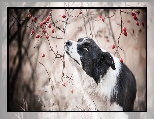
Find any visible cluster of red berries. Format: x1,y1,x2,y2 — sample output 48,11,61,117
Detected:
132,11,138,21
122,26,127,36
30,15,55,38
39,16,54,35
35,32,50,39
132,10,144,27
39,16,51,27
111,44,123,63
46,16,51,21
27,12,35,22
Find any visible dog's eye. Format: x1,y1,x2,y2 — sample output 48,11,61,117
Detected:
84,47,89,51
83,41,90,51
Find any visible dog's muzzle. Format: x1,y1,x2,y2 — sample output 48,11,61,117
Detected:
64,40,72,53
65,40,72,46
64,40,80,65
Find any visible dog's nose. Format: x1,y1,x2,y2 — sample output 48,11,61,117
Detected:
65,40,72,46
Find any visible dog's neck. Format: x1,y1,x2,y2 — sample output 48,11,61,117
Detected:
73,66,123,111
75,67,116,100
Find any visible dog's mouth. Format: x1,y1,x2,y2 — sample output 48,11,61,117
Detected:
64,45,80,65
64,45,70,55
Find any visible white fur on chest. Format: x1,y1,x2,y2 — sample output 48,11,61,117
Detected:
96,52,121,98
73,52,122,111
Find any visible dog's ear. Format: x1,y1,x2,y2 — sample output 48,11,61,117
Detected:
92,51,116,84
101,52,116,70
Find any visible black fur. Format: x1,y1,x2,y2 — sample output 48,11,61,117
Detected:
111,63,137,111
77,37,116,84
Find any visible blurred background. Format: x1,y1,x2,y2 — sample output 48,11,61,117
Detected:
2,2,153,119
8,7,146,111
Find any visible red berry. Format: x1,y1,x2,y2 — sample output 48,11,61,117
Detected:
100,15,103,18
127,20,130,23
122,26,127,32
136,21,139,26
36,34,40,38
62,14,66,18
40,22,43,27
79,11,82,14
112,44,115,49
48,23,52,28
123,31,127,36
120,58,123,63
101,18,104,22
133,14,137,20
27,13,31,18
52,29,54,33
46,16,51,21
42,53,45,57
45,33,49,39
43,29,47,33
62,83,66,87
43,20,47,24
71,89,74,94
32,17,37,22
106,39,109,42
100,16,104,22
31,29,35,35
132,11,136,16
142,21,144,26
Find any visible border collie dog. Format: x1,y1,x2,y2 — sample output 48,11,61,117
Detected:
64,37,136,111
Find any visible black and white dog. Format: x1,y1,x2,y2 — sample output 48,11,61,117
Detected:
64,37,136,111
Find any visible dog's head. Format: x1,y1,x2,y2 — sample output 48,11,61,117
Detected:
64,37,116,84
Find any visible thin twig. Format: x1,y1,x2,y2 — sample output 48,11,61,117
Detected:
38,61,51,82
86,8,93,38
